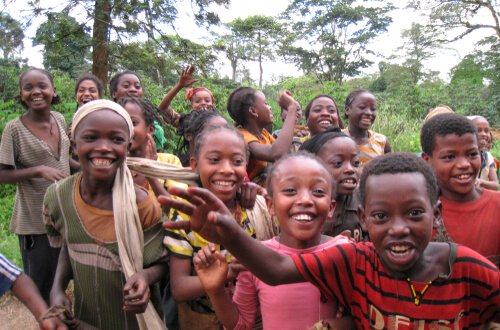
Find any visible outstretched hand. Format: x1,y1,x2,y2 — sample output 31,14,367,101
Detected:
194,243,228,294
159,186,238,245
178,64,198,88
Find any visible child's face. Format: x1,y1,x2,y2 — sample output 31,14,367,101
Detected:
306,97,339,135
20,70,56,111
317,137,361,196
473,118,490,151
73,110,130,183
191,130,247,204
191,91,214,111
280,101,303,123
76,80,100,107
112,74,143,100
360,172,439,274
268,158,335,249
251,91,273,126
423,133,481,202
123,102,153,154
345,92,376,130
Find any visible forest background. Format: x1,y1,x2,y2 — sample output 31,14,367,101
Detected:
0,0,499,265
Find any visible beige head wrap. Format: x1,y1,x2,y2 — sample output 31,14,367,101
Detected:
424,105,454,123
72,100,165,330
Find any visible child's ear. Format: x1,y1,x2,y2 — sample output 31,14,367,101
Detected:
148,124,155,135
190,157,198,172
328,199,336,219
432,200,442,229
421,152,431,163
265,196,275,217
358,205,367,231
248,106,258,118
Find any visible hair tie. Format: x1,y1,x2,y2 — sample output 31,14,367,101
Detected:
185,87,214,103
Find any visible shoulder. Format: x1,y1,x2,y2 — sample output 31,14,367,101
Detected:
368,130,387,143
452,245,499,281
51,111,66,122
134,185,149,203
44,175,78,203
239,128,258,143
1,118,22,136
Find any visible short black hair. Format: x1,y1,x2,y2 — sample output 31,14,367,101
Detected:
344,89,372,110
227,87,257,126
193,124,247,161
299,127,352,155
420,113,477,156
74,73,104,98
117,96,163,126
17,67,61,107
265,151,334,198
359,153,438,205
109,71,142,100
304,95,344,128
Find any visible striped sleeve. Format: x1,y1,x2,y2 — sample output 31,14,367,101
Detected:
163,209,194,258
0,120,16,167
0,254,22,296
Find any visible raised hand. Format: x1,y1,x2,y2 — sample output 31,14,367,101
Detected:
194,244,228,293
238,181,266,209
277,90,296,110
159,186,239,245
178,64,199,88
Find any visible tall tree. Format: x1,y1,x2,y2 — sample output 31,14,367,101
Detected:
281,0,394,84
0,13,24,59
33,12,91,78
227,15,284,88
214,34,252,82
409,0,499,41
23,0,230,87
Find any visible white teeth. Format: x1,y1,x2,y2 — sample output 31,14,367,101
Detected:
92,158,112,166
320,120,331,126
390,245,410,255
292,214,313,222
457,174,471,180
213,181,234,187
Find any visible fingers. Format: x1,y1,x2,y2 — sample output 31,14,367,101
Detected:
123,279,150,313
158,195,195,215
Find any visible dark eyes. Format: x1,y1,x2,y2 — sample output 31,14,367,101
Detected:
408,209,424,217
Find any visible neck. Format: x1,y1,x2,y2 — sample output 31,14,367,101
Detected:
440,186,482,204
277,233,323,250
348,124,368,138
129,146,147,158
80,173,114,201
26,109,52,122
245,121,263,137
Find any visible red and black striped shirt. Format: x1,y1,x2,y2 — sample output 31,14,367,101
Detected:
292,242,499,329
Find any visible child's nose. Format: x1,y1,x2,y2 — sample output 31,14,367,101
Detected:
343,162,355,174
456,156,472,169
296,190,314,205
218,159,234,173
388,217,410,237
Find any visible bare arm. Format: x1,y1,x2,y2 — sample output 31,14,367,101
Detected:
384,139,392,154
247,92,298,162
50,244,73,310
160,187,304,286
169,256,206,302
0,164,68,184
478,166,499,190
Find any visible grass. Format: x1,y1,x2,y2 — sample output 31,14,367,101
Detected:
0,186,21,267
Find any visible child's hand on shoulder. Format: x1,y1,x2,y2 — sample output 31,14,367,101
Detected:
123,271,151,314
160,186,239,245
278,90,296,111
194,243,228,293
178,64,198,88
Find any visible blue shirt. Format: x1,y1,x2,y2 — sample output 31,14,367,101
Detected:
0,253,21,296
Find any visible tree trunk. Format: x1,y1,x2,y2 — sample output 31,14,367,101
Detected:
231,59,237,81
92,0,111,92
258,31,263,88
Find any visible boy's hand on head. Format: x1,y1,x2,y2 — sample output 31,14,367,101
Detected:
159,186,238,244
278,90,296,110
178,64,198,88
123,271,150,314
38,166,68,182
194,243,228,293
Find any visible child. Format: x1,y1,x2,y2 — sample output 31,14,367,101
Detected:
468,115,499,191
161,153,499,328
44,100,166,329
301,95,344,143
0,68,70,302
175,110,228,167
193,152,353,329
343,89,391,165
227,88,297,186
0,253,67,329
163,124,277,329
300,128,364,241
157,64,215,127
421,113,500,267
74,73,104,109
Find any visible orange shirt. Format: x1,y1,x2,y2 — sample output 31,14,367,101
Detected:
239,128,275,181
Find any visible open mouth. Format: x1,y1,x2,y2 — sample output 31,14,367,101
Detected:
31,97,45,104
291,213,314,223
339,178,357,189
453,173,474,184
319,120,332,128
91,158,113,167
212,180,236,190
389,244,412,257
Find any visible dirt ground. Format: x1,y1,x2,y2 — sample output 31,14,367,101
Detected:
0,292,38,329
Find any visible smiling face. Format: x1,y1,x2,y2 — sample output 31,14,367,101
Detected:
345,92,376,131
112,73,143,100
191,130,247,204
73,110,130,183
307,97,339,136
268,157,335,249
251,91,273,126
360,172,439,274
472,118,490,151
191,90,214,111
19,70,56,111
75,80,100,107
123,102,153,155
317,137,361,196
423,133,481,203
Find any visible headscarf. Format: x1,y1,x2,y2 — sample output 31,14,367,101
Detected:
72,99,165,330
185,87,215,103
424,105,454,123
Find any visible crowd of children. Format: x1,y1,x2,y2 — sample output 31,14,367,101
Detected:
0,66,498,329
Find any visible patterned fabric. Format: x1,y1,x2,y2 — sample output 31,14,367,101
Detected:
43,175,166,329
0,112,70,234
0,253,21,296
292,242,499,328
479,150,495,181
342,129,387,165
239,128,275,183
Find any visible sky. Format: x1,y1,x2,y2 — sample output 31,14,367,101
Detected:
3,0,494,83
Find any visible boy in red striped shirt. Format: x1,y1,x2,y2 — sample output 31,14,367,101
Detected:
162,153,499,329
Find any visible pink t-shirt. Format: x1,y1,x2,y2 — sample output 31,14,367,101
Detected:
232,236,350,330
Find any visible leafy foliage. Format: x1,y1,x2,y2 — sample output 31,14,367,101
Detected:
0,13,24,59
